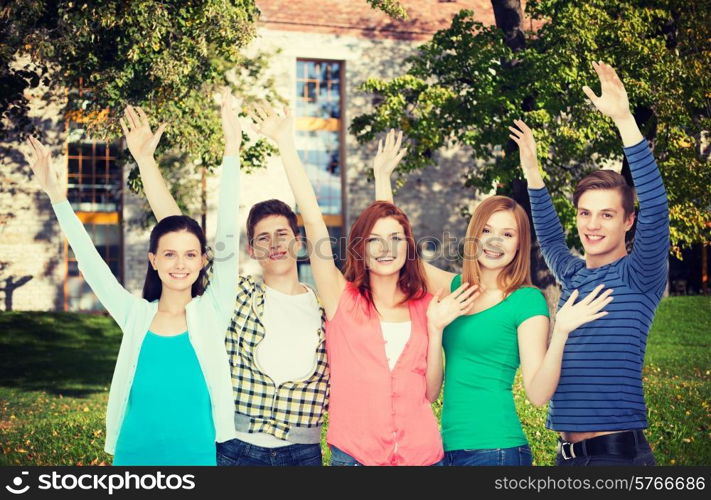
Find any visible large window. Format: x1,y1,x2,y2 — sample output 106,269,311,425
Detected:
295,60,346,283
64,139,123,312
67,142,122,212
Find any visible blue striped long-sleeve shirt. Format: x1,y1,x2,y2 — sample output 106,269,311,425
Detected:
529,139,669,431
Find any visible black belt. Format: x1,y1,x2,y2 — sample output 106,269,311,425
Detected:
558,430,646,460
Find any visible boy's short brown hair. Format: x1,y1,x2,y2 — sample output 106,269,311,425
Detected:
246,199,300,245
573,170,636,216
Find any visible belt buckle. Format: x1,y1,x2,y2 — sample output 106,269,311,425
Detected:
560,441,576,460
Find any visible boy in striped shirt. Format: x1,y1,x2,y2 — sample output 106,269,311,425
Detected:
511,62,669,465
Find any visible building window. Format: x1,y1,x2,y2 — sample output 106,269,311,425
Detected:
295,60,346,284
64,140,123,312
67,142,122,212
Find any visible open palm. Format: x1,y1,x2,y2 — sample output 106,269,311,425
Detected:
508,119,538,173
119,105,166,162
583,62,630,121
373,129,407,177
220,87,242,153
427,283,480,332
25,136,66,202
248,102,293,145
555,284,614,336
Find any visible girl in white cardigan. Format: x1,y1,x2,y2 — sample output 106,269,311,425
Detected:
23,89,241,465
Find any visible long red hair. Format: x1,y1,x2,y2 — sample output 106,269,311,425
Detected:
343,201,427,309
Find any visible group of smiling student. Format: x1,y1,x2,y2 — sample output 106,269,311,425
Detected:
25,62,668,467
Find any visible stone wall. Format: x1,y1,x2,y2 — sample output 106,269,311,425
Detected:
0,94,67,311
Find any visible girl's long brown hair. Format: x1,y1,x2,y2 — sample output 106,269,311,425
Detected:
461,196,532,296
343,201,427,309
143,215,208,302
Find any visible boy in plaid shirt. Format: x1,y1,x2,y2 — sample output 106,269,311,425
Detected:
126,97,328,466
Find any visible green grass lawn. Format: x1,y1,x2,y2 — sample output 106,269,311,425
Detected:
1,296,709,466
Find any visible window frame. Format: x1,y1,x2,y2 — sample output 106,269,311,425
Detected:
63,102,124,312
295,58,347,275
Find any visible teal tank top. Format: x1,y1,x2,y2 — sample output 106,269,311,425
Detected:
114,331,216,465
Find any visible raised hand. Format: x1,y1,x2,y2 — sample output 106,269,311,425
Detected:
119,105,166,163
508,119,538,173
427,283,480,334
220,87,242,156
247,102,293,146
25,136,66,203
373,129,407,178
553,284,614,337
582,61,632,121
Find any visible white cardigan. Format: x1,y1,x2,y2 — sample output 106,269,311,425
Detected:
52,156,240,454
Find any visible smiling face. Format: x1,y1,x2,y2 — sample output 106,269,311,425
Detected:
148,230,206,293
477,210,520,272
248,215,301,277
462,196,532,294
576,188,635,267
364,216,408,277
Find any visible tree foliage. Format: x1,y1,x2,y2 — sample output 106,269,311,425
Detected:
351,0,711,255
1,0,279,189
365,0,408,20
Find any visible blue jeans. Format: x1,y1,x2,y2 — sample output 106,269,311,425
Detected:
217,438,322,466
329,446,444,466
445,444,533,466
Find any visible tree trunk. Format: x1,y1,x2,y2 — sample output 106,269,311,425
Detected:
491,0,526,51
489,0,558,312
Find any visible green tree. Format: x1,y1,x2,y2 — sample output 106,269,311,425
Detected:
2,0,276,205
351,0,711,257
365,0,408,19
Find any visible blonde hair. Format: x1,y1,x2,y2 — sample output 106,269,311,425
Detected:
461,196,533,295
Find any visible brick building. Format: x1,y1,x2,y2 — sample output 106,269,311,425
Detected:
1,1,504,312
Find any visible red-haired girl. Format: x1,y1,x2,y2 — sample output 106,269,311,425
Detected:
248,105,478,466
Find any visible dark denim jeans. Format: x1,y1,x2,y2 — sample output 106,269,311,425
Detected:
329,446,444,466
217,438,322,466
556,432,656,466
445,444,533,466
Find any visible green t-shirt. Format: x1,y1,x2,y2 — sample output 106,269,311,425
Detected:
441,275,549,451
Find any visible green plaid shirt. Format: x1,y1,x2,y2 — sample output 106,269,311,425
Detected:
226,274,329,442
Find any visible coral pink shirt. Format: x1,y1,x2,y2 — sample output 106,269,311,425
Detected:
325,283,444,466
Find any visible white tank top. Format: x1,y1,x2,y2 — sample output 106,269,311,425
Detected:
380,321,412,370
235,284,321,448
